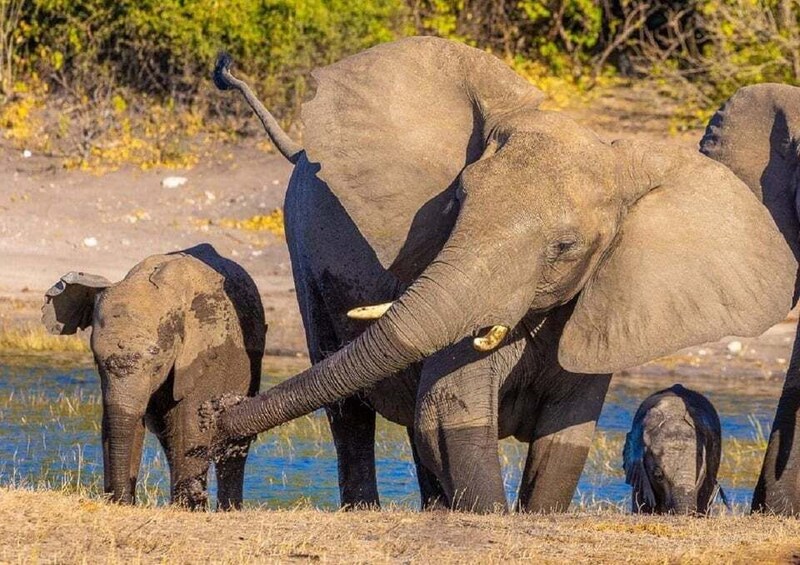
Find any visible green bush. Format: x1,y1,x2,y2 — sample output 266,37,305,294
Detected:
2,0,800,168
16,0,409,115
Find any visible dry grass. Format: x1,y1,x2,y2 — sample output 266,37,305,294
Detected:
0,488,797,563
0,325,89,353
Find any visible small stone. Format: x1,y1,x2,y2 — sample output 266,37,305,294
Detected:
726,340,743,355
22,149,32,158
205,191,216,202
83,237,98,248
161,176,188,189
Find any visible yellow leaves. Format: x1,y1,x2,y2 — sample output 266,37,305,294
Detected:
111,94,127,113
0,81,46,145
219,209,285,237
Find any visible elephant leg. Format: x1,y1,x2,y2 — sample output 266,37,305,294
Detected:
159,402,211,510
215,439,250,511
415,337,506,513
753,329,800,515
297,279,380,509
101,407,146,504
326,396,380,508
517,371,611,513
407,427,447,509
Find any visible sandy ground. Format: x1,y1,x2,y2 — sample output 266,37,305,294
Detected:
0,489,797,563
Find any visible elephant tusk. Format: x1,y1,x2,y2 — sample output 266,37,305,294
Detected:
346,302,394,320
473,325,509,352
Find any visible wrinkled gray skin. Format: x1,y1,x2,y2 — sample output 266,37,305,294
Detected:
624,385,728,515
701,83,800,515
42,244,265,510
214,38,794,513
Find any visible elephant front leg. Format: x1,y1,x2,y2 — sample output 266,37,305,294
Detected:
102,406,146,504
415,338,506,513
517,371,610,513
753,330,800,515
407,427,447,509
326,395,380,509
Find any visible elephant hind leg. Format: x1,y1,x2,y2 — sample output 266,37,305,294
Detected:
215,439,250,511
517,371,611,513
299,279,380,509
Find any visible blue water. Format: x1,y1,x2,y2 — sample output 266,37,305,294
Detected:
0,354,781,510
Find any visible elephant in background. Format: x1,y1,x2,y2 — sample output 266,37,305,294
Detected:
624,384,729,515
42,244,265,510
701,83,800,515
213,37,795,513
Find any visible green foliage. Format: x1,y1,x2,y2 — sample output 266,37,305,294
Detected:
3,0,800,167
17,0,410,115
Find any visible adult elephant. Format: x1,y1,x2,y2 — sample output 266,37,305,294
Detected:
701,83,800,515
214,38,794,512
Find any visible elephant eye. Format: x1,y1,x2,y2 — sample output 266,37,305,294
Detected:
547,238,578,260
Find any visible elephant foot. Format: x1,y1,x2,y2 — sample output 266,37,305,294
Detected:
172,476,209,510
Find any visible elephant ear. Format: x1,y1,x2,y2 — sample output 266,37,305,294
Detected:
559,150,796,374
302,36,544,276
157,255,252,402
623,429,655,509
700,83,800,261
42,272,113,335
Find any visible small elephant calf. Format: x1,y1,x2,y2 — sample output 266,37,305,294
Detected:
623,384,729,515
42,244,265,510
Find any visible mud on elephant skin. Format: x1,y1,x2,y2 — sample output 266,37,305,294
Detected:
213,37,795,512
42,243,266,510
624,384,729,515
701,83,800,516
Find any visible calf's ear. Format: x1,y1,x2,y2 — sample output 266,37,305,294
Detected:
42,272,112,335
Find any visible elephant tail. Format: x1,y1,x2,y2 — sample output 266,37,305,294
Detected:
214,52,303,164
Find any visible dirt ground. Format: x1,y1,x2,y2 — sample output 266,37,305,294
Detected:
0,488,797,563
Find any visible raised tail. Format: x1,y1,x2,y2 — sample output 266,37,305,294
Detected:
214,52,303,164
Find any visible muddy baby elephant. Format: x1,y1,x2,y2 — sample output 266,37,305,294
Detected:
623,385,729,515
42,244,265,510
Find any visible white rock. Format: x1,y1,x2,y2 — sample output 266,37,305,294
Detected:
161,176,188,189
726,340,743,355
204,191,216,202
83,237,98,248
22,149,32,158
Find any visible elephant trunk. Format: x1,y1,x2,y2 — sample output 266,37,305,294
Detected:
669,487,698,515
220,238,538,439
102,407,142,504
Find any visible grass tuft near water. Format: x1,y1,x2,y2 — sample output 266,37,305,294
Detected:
0,326,89,353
